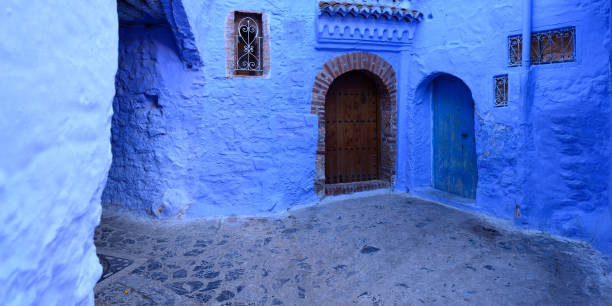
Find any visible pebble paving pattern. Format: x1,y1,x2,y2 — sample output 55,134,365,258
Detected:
94,194,612,305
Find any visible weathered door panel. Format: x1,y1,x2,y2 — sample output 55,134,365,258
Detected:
325,71,379,184
433,75,477,198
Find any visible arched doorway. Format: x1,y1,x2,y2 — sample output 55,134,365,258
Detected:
325,71,380,184
432,75,477,198
311,52,397,196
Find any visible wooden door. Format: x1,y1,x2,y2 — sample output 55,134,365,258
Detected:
433,75,477,198
325,71,379,184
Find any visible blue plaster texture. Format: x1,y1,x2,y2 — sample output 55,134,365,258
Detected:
0,1,118,305
401,0,612,252
160,0,204,69
102,0,612,254
102,0,403,218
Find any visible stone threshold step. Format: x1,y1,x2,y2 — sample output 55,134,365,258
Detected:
325,179,390,196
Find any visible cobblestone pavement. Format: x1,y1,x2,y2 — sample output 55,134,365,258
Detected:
94,193,612,305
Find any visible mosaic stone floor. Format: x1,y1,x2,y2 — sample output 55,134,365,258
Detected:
94,193,612,305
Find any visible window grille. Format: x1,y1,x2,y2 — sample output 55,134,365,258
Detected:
508,27,575,67
508,35,522,67
494,75,508,108
234,12,263,76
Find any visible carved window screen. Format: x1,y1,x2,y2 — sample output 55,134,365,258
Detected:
234,12,263,76
509,27,575,67
494,75,508,108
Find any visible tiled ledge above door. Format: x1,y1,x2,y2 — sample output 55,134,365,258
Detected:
316,1,424,51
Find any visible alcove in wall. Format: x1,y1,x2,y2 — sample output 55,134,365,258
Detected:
411,73,478,202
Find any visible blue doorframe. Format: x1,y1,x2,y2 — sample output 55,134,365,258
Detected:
432,75,477,199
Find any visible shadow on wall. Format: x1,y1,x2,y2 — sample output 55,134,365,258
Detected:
102,0,203,219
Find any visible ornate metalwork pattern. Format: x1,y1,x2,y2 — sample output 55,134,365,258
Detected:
508,27,575,67
494,75,508,108
235,14,262,74
508,35,522,67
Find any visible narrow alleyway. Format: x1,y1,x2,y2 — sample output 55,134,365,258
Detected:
94,194,612,305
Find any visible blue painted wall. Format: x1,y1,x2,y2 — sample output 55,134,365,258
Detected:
0,0,117,304
2,0,610,304
102,0,403,218
0,1,610,304
400,0,612,253
102,0,612,254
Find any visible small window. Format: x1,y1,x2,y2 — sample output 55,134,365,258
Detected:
234,12,263,76
508,27,575,67
494,75,508,108
509,35,522,67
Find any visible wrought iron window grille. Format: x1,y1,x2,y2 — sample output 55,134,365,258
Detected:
508,26,575,67
234,13,263,76
494,75,508,108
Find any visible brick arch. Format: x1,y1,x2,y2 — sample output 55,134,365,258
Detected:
311,52,397,196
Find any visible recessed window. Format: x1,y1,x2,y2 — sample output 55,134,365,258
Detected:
494,75,508,108
509,27,575,67
234,12,263,76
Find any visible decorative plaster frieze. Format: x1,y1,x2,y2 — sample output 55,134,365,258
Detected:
319,1,423,22
316,1,423,48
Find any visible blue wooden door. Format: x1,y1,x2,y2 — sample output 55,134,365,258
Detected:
433,75,477,198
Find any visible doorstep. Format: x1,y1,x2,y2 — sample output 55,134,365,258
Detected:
325,180,391,196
